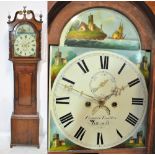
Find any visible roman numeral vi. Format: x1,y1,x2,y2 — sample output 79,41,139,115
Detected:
97,132,104,145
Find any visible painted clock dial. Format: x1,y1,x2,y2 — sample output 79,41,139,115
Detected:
14,24,36,57
51,51,148,149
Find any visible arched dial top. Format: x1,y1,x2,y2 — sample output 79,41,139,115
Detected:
51,51,148,149
14,23,36,57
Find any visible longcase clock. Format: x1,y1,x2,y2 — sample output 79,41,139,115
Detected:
8,7,43,148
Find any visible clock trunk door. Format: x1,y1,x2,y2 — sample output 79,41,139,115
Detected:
14,63,37,115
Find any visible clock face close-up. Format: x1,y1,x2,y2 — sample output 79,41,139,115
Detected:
14,24,36,57
51,51,148,149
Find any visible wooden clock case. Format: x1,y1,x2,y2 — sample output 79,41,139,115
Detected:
48,1,155,154
8,7,42,148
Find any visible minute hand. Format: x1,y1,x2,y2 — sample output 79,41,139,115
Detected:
58,83,98,101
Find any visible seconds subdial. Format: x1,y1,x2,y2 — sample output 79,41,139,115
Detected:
89,71,116,99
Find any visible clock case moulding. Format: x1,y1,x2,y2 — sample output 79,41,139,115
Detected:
8,7,43,148
48,1,155,154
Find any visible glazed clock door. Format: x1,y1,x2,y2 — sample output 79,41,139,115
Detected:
51,51,148,149
14,23,37,57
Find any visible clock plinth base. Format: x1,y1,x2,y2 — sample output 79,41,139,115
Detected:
11,113,39,148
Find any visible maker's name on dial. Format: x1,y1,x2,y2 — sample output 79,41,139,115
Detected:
85,115,117,126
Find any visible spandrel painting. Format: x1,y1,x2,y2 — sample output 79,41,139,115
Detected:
60,8,140,50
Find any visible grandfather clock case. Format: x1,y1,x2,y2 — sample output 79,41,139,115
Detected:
8,7,42,148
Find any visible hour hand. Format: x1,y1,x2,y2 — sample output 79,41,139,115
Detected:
58,83,98,101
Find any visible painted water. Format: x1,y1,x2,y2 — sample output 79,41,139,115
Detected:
65,38,140,50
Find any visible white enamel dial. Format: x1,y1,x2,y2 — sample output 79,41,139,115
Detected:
14,34,36,57
51,51,148,149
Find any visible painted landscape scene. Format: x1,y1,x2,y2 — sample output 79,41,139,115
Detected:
60,8,140,50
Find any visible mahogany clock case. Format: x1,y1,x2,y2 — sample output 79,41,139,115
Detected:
48,1,155,154
8,7,43,148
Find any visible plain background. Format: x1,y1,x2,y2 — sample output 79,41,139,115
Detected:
0,1,47,153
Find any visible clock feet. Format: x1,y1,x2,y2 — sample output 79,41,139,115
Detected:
10,144,13,148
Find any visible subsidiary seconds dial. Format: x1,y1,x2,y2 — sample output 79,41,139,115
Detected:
51,51,148,149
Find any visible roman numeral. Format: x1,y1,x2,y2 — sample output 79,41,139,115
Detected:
59,112,74,128
128,78,140,87
116,129,123,138
100,56,109,69
56,97,69,104
125,113,139,126
118,63,126,74
132,98,143,105
77,60,89,73
62,77,75,85
97,132,104,145
74,126,86,141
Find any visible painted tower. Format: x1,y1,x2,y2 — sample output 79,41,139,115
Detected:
53,133,61,147
54,49,67,66
88,14,94,31
54,49,63,65
137,131,143,144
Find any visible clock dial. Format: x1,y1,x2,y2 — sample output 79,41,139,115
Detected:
51,51,148,149
14,24,36,57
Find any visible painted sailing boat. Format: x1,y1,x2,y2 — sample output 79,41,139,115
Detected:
112,23,126,40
